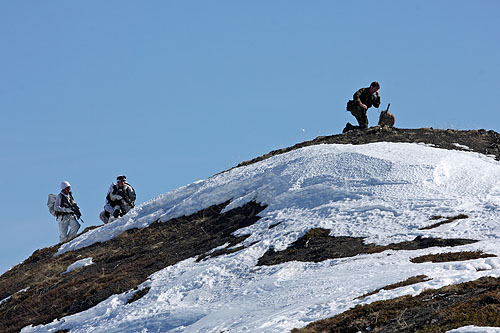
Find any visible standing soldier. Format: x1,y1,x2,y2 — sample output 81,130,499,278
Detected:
344,81,381,132
100,175,136,223
54,181,81,243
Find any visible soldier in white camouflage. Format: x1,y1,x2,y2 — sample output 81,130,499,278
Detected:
99,175,136,223
54,181,81,243
344,81,381,132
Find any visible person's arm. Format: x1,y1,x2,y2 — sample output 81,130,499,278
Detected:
354,88,368,110
127,185,136,203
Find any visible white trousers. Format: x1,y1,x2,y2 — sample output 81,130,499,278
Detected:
58,214,80,243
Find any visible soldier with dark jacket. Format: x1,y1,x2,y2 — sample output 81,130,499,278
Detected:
100,175,136,223
344,81,381,132
54,181,81,243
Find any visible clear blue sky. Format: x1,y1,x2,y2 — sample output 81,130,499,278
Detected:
1,1,499,274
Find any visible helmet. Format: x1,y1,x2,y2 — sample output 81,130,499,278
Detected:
116,175,126,182
60,181,71,190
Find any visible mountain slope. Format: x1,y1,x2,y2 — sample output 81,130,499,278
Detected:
2,128,500,332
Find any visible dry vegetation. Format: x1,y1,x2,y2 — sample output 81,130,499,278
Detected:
420,214,469,230
358,275,431,299
411,251,496,264
257,228,478,266
293,277,500,333
0,201,266,333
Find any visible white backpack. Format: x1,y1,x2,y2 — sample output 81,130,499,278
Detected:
47,194,58,216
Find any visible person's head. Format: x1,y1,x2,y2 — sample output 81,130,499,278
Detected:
369,81,380,94
116,175,126,187
61,181,71,194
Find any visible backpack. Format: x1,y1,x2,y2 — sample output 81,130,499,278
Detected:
47,194,57,216
346,100,354,111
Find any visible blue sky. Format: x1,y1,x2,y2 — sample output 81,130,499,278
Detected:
1,1,499,274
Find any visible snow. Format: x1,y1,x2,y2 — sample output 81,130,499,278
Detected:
453,143,472,150
0,296,10,306
62,257,93,274
22,142,500,332
449,327,500,333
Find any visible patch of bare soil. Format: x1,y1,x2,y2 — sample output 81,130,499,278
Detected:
257,228,477,266
292,276,500,333
420,214,469,230
126,286,151,304
411,251,496,263
237,128,500,168
358,275,431,299
0,201,266,333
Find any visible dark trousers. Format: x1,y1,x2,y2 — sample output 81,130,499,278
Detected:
350,105,368,129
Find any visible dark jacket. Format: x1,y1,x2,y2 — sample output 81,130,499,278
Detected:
353,87,380,109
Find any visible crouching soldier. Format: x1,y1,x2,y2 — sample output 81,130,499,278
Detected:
55,181,81,243
99,175,136,223
344,81,381,133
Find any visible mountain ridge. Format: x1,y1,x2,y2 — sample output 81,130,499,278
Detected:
237,127,500,168
2,127,500,332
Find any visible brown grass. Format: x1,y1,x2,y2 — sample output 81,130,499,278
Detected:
420,214,469,230
257,229,478,266
0,201,266,333
293,276,500,332
359,275,431,299
411,251,496,263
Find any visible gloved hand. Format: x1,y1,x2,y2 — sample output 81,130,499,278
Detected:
113,209,121,218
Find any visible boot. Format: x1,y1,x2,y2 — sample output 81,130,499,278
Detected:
343,122,355,133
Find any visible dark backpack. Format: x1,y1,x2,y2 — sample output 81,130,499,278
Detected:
346,100,354,111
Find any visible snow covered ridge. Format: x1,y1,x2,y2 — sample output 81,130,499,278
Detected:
58,142,500,255
18,142,500,332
